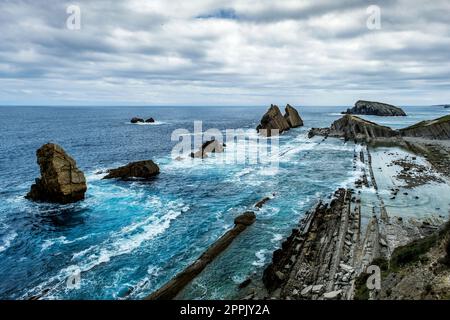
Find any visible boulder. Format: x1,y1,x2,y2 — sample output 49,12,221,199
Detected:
131,117,144,123
400,115,450,140
284,104,304,128
190,139,225,159
343,100,407,116
145,118,155,123
103,160,160,180
256,104,291,137
234,211,256,226
26,143,87,204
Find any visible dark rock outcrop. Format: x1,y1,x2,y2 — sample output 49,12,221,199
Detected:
309,115,399,142
284,104,304,128
256,104,291,137
190,139,225,159
146,211,256,300
26,143,87,204
400,115,450,140
103,160,160,180
343,100,407,117
145,118,155,123
131,117,144,124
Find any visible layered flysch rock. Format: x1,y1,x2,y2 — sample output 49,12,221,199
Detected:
146,211,256,300
103,160,160,180
343,100,407,116
257,104,303,136
284,104,304,128
26,143,87,204
400,115,450,140
309,115,399,142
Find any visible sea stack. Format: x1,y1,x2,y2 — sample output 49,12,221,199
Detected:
26,143,87,204
284,104,304,128
257,104,303,137
103,160,160,180
343,100,407,116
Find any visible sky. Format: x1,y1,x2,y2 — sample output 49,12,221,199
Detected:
0,0,449,106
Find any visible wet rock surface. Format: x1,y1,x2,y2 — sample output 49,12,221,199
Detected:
26,143,87,204
103,160,160,180
256,104,303,136
190,139,225,159
146,211,256,300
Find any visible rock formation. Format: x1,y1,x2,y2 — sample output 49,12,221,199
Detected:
284,104,304,128
26,143,87,204
190,139,225,159
309,115,399,142
145,117,155,123
146,211,256,300
131,117,144,124
256,104,303,137
103,160,160,180
343,100,407,116
400,115,450,140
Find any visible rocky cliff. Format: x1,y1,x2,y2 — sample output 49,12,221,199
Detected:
400,115,450,140
343,100,407,116
309,115,399,142
26,143,87,204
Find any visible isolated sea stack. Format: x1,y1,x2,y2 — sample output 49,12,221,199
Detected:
103,160,160,180
257,104,303,136
343,100,407,116
26,143,87,204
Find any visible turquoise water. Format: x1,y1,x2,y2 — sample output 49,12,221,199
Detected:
0,105,448,299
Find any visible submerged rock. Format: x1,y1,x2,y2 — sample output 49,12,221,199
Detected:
103,160,160,180
131,117,144,123
284,104,304,128
400,115,450,140
343,100,407,116
26,143,87,204
256,104,291,137
146,211,256,300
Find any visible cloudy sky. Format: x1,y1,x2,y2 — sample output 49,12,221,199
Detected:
0,0,449,106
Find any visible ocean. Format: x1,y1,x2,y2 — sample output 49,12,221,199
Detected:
0,105,448,299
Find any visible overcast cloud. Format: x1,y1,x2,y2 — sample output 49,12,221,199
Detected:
0,0,449,106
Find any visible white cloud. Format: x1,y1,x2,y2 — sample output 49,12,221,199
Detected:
0,0,449,106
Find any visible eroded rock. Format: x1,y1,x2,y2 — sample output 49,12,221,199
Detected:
26,143,87,204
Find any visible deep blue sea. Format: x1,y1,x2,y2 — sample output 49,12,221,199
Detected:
0,105,448,299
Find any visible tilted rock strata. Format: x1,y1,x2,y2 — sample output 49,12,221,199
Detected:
284,104,304,128
400,115,450,139
256,104,304,137
146,211,256,300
